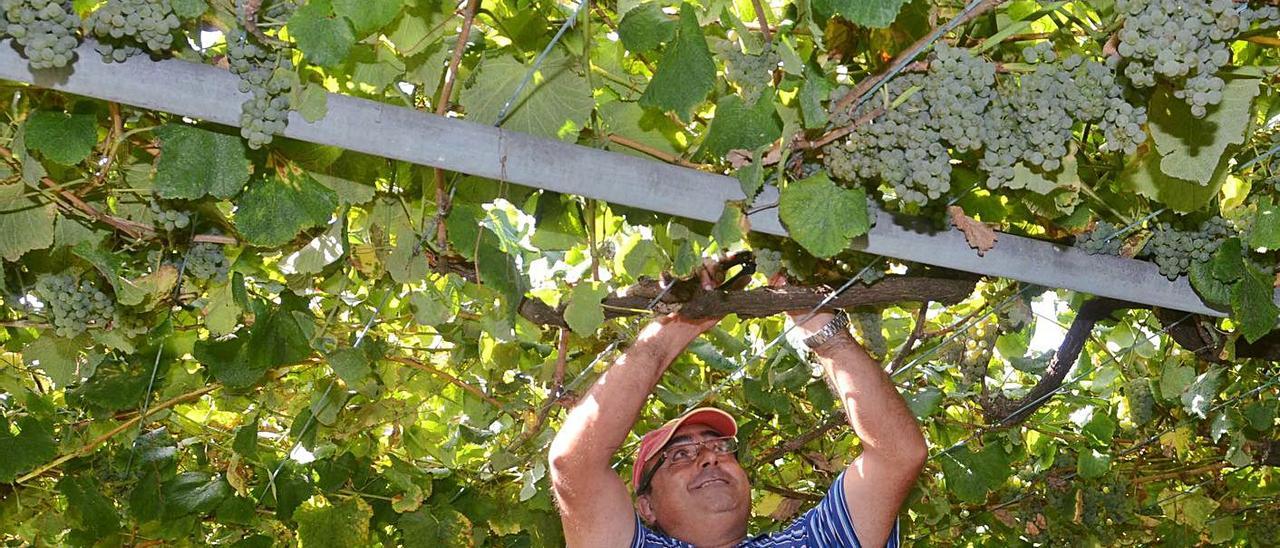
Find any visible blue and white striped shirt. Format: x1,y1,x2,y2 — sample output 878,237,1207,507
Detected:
631,472,900,547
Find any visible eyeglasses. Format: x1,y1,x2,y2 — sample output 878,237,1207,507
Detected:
637,436,739,494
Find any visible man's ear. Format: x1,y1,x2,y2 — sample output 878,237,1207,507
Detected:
636,494,657,524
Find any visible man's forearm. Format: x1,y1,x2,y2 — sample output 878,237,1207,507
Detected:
812,331,927,460
549,318,705,471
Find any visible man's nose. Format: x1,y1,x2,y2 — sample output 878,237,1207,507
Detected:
697,447,720,468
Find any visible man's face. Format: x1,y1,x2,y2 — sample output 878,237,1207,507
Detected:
637,423,752,532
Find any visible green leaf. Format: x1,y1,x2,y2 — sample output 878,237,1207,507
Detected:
280,220,345,276
697,94,782,159
1231,264,1279,343
194,297,312,388
1158,363,1196,402
1248,196,1280,250
1149,78,1259,185
58,475,121,536
639,4,716,122
328,347,378,398
778,173,870,258
234,173,338,247
168,0,205,19
1008,152,1081,195
460,52,593,141
204,281,241,337
564,282,609,336
295,84,330,123
531,192,587,251
939,443,1012,504
711,202,749,247
288,0,356,68
24,109,97,165
799,65,833,129
408,291,452,326
1181,368,1222,419
1189,260,1232,308
0,182,56,261
823,0,909,28
1158,489,1219,531
904,386,943,419
332,0,400,36
1122,149,1225,213
399,507,474,548
618,2,675,54
735,151,765,198
310,383,348,425
153,123,251,200
23,336,81,387
295,496,374,548
0,416,58,483
350,44,406,92
1076,448,1112,479
1209,238,1243,283
162,472,231,518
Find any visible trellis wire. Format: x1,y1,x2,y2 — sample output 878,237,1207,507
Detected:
1101,207,1165,245
494,0,587,127
889,284,1037,380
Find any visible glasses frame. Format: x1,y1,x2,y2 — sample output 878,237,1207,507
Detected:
636,435,740,495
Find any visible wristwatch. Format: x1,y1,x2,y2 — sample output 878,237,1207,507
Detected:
802,310,850,350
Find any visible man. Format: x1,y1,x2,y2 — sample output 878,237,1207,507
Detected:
548,268,927,546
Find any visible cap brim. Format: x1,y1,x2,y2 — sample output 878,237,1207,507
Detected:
634,407,738,490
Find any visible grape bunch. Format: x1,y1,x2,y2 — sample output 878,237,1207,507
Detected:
226,31,296,148
34,273,115,337
1075,221,1126,256
753,248,783,278
185,242,231,282
1125,377,1156,426
1114,0,1240,117
1142,216,1234,280
84,0,181,63
959,320,998,389
112,311,150,337
149,200,190,231
0,0,81,69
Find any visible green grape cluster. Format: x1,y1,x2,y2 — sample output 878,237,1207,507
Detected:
959,320,998,388
226,31,296,148
826,42,1145,204
0,0,81,69
1143,217,1233,280
1114,0,1240,117
851,310,887,359
1125,377,1156,426
84,0,181,63
1075,221,1126,256
112,311,150,337
185,242,230,281
34,273,115,337
149,200,190,231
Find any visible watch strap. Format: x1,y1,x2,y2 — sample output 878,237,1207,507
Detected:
802,310,850,350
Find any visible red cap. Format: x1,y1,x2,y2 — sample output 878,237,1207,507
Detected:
631,407,738,491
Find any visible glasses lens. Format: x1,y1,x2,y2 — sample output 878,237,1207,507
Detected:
668,444,698,464
713,437,738,454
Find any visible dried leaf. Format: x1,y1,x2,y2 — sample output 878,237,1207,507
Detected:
993,508,1017,528
768,497,804,521
948,205,998,256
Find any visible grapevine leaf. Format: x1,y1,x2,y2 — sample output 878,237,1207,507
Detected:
194,297,312,388
1248,196,1280,250
460,52,593,141
0,416,57,483
564,282,609,336
639,4,715,122
233,173,338,247
295,84,329,123
1209,411,1232,443
24,110,97,166
735,151,765,198
280,220,345,276
778,173,869,258
0,182,56,261
1181,368,1221,419
530,192,587,251
332,0,400,37
819,0,909,28
1122,149,1223,213
696,94,782,160
168,0,205,19
399,507,474,547
153,123,251,200
23,336,81,387
288,0,356,68
296,496,374,548
711,201,750,247
948,205,999,256
1149,78,1259,185
58,476,122,536
1008,152,1081,195
799,65,832,129
1076,448,1111,479
350,45,406,92
1158,363,1196,403
162,472,231,518
618,2,675,54
1158,489,1218,531
1231,264,1279,343
904,387,943,419
939,443,1012,504
598,101,686,162
1188,260,1232,309
1209,238,1243,283
328,347,378,399
387,6,449,57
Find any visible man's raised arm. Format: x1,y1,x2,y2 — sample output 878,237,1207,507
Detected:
792,309,928,548
548,311,719,546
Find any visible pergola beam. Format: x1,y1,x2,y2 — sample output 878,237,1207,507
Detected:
0,39,1260,316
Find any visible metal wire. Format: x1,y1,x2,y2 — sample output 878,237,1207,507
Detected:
494,1,588,127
